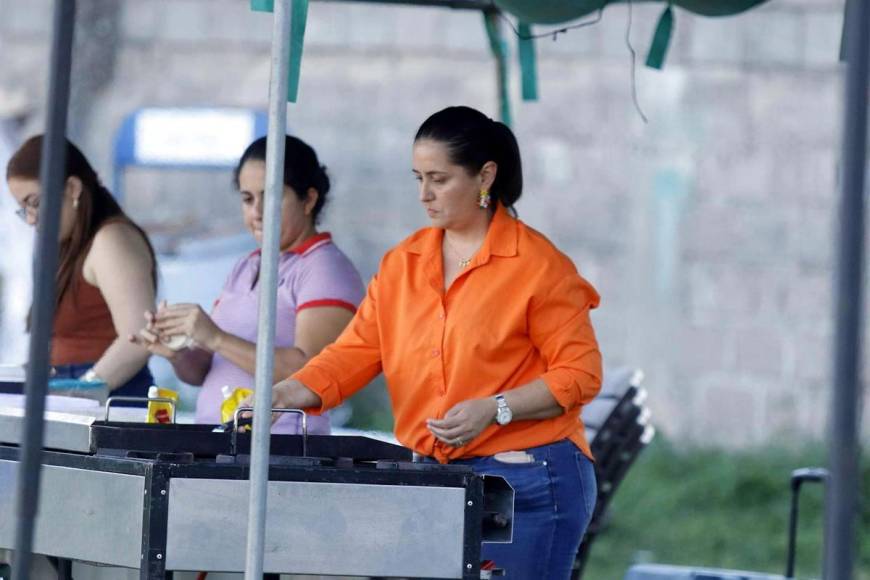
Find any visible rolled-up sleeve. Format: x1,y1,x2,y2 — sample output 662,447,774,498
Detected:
529,274,602,411
292,273,383,413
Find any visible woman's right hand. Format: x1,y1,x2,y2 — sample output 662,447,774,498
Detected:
239,378,323,425
127,308,182,360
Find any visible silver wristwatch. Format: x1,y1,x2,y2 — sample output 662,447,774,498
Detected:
494,394,513,426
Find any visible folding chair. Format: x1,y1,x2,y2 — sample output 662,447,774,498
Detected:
572,367,655,579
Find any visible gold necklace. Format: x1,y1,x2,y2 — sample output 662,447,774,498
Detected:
444,236,475,268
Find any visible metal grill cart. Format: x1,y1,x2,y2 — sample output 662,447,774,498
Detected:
0,406,513,579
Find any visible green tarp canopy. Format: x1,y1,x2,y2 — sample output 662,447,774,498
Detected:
494,0,769,23
253,0,786,119
495,0,772,73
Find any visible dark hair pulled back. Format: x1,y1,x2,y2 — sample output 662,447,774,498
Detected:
414,106,523,210
233,135,331,224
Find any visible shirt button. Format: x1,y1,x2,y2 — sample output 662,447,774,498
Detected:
431,349,440,358
438,312,444,320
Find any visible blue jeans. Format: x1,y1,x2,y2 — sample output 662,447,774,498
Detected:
51,362,154,405
437,439,597,579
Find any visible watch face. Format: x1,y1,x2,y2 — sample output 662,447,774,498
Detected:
496,407,512,425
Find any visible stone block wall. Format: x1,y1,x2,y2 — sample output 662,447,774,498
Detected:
0,0,863,446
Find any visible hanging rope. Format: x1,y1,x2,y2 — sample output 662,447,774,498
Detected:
625,0,649,123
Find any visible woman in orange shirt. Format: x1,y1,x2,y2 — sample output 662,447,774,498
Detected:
255,106,602,578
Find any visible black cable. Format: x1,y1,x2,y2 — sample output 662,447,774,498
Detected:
497,3,648,123
624,0,649,123
498,9,603,41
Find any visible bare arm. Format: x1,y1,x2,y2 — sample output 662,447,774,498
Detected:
240,377,323,424
83,223,155,390
169,347,214,386
130,306,215,386
426,379,563,447
150,304,355,384
248,377,323,413
495,379,563,420
208,306,355,381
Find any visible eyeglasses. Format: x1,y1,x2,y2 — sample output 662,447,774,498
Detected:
14,198,39,222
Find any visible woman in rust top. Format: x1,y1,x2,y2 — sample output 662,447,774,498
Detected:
251,106,602,578
6,136,157,397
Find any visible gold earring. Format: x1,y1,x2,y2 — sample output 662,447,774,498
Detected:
478,189,491,209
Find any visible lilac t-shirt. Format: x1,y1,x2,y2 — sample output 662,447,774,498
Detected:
195,233,365,434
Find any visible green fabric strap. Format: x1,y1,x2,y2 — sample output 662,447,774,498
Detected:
646,5,674,70
517,22,538,101
251,0,273,12
287,0,309,102
249,0,308,102
483,12,513,126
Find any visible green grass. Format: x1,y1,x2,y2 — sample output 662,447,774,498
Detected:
584,439,870,579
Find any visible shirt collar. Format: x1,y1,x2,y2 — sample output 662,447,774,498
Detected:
289,232,332,255
249,232,333,258
479,202,518,261
405,203,518,261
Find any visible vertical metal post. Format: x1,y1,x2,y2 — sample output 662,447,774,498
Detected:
824,1,868,578
244,0,292,578
11,0,75,578
785,485,800,578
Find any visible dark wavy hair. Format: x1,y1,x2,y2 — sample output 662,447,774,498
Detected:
6,135,157,314
414,106,523,210
233,135,331,224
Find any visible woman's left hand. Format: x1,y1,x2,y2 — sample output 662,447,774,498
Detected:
427,397,498,448
150,303,224,352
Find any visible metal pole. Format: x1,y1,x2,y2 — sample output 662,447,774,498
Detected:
786,483,800,579
11,0,75,578
824,0,868,578
244,0,292,577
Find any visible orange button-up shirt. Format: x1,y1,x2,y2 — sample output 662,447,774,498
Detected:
293,203,602,463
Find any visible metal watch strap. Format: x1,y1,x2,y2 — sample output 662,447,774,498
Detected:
495,394,512,425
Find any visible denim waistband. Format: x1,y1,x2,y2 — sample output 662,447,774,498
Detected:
416,438,577,464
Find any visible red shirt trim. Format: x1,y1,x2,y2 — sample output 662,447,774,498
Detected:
296,299,357,314
290,232,332,255
249,232,333,257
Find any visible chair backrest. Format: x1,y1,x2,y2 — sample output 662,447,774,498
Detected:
573,367,655,579
624,564,785,580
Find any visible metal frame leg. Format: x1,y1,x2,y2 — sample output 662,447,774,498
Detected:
55,558,72,580
141,465,171,580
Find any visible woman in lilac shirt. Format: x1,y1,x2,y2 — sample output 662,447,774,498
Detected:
133,136,364,433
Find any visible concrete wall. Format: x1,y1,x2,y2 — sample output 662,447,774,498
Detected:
0,0,864,446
